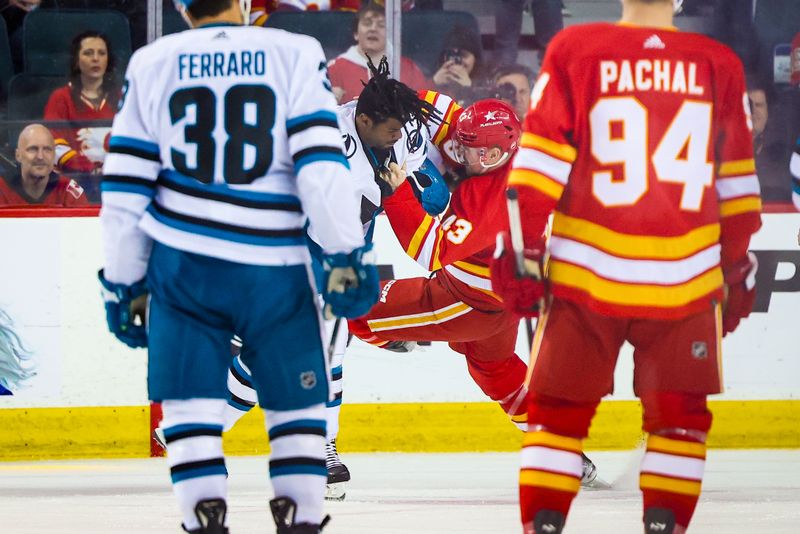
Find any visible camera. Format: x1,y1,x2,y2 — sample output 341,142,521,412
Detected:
470,82,517,109
443,48,463,66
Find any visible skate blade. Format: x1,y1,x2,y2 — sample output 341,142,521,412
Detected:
581,476,612,490
325,482,346,501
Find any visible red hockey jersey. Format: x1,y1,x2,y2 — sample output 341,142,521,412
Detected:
383,163,511,304
0,172,88,207
419,89,463,169
509,23,762,319
249,0,361,26
328,48,429,104
43,85,115,172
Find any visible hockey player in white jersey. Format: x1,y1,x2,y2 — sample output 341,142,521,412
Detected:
98,0,379,532
221,57,449,501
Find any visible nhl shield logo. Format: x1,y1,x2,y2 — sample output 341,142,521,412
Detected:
691,341,708,359
300,371,317,390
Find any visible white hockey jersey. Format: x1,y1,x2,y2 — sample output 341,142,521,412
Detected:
100,24,364,284
331,99,428,236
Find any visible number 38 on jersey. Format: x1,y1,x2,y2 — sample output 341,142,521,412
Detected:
170,84,276,185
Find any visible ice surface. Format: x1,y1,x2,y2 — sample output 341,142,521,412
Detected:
0,450,797,533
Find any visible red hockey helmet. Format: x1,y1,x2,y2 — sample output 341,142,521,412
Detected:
454,98,521,156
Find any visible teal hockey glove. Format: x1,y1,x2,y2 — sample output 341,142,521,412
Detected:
407,159,450,215
98,269,148,348
321,244,380,319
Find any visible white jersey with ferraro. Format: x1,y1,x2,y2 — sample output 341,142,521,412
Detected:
100,24,364,284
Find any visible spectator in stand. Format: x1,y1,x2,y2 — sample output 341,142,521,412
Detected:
0,124,88,207
43,30,120,175
493,0,563,66
248,0,360,26
431,25,485,106
1,0,42,72
327,1,428,103
748,80,792,202
491,63,535,121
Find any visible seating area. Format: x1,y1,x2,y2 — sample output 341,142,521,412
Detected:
0,1,796,204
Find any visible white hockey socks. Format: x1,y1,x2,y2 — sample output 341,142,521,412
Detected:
161,398,228,531
265,403,328,525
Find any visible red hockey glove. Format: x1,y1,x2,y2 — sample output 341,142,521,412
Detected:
490,231,546,318
722,252,758,336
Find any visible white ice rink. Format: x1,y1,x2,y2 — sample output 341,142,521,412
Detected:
0,450,798,533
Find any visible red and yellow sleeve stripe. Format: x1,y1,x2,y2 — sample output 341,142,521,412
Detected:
508,132,576,201
716,158,761,218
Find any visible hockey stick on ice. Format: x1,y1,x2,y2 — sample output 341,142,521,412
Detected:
505,187,536,351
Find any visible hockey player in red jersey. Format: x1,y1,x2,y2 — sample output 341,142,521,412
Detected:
490,1,762,533
351,90,600,486
348,97,532,427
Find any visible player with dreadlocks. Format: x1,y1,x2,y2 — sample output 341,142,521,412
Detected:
195,54,451,501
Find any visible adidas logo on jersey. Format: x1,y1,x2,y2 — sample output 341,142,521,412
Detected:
648,522,668,532
644,34,666,49
213,31,229,40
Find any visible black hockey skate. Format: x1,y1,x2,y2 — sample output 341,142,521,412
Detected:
644,507,681,534
532,509,565,534
324,438,350,501
182,498,228,534
383,340,417,353
270,496,330,534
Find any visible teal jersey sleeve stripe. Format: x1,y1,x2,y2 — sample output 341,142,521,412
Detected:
101,181,157,198
109,135,160,156
294,152,350,173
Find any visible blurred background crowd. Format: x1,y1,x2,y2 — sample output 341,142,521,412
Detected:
0,0,797,206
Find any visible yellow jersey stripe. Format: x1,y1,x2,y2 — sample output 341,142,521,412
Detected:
58,150,77,165
719,196,762,218
452,260,490,278
367,302,471,331
640,473,703,496
431,228,443,271
520,132,577,162
648,436,706,458
508,169,565,200
522,431,582,453
520,469,581,493
551,212,720,260
435,104,458,145
406,215,434,261
719,159,756,177
549,261,723,307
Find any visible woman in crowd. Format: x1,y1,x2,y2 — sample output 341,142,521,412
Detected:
43,30,120,174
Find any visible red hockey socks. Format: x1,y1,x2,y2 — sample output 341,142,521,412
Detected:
466,356,529,427
640,392,713,531
519,395,597,531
